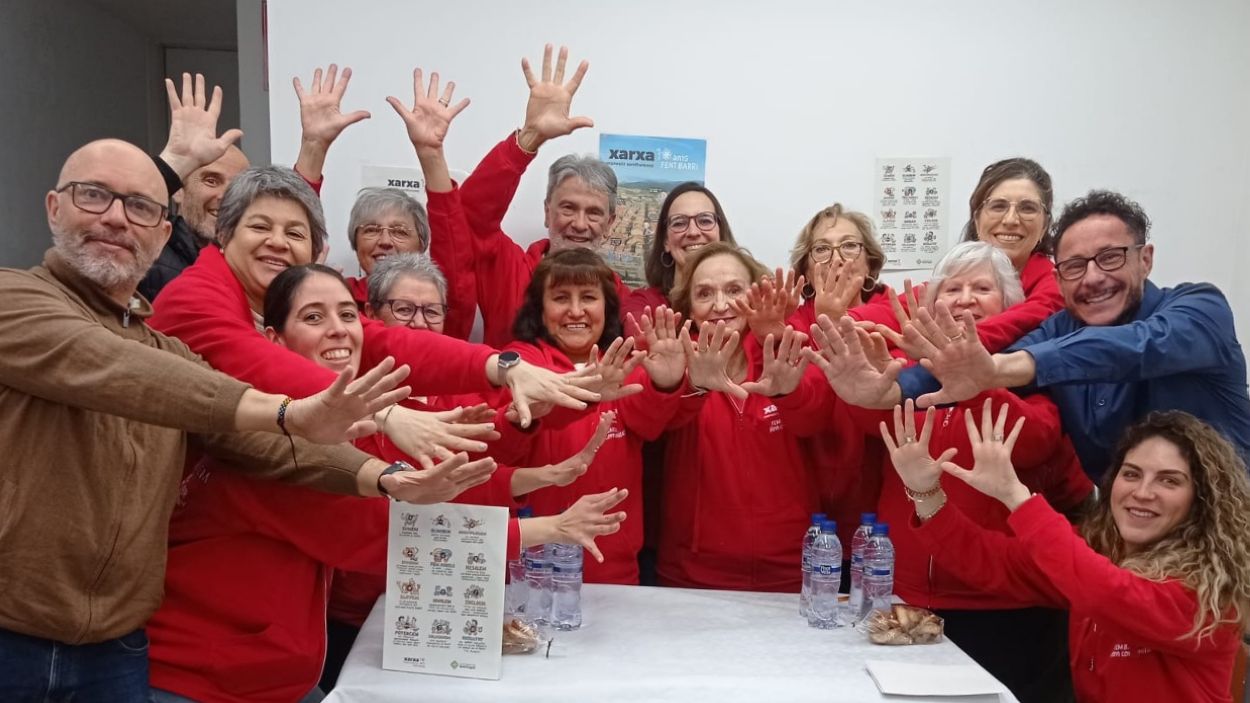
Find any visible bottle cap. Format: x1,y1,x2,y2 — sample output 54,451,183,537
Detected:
820,520,838,534
518,507,533,518
871,523,890,536
811,512,827,524
861,512,877,525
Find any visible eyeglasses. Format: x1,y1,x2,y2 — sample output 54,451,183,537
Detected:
1055,245,1145,281
358,224,416,243
56,182,167,227
809,241,865,264
979,198,1045,222
667,211,719,234
383,299,447,324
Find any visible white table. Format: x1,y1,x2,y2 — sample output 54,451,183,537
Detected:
325,584,1018,703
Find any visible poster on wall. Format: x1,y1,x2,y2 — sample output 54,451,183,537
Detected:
361,164,427,205
382,502,509,680
874,157,951,270
598,134,707,288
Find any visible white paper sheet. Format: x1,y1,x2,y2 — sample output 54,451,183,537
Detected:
866,659,1006,699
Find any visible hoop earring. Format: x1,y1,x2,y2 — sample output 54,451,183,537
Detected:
661,251,675,268
802,282,815,299
861,276,878,293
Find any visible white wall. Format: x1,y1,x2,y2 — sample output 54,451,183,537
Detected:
263,0,1250,333
0,0,158,268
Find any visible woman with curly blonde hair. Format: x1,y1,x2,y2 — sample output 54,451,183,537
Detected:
884,405,1250,703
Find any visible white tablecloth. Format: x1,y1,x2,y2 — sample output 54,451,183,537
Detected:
325,584,1019,703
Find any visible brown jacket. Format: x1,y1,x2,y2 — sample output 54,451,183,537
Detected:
0,250,373,644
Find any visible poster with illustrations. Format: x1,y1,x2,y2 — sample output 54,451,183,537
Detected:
382,502,508,680
874,157,951,270
598,133,707,287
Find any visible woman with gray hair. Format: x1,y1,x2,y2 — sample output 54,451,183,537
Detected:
366,252,449,333
343,186,430,299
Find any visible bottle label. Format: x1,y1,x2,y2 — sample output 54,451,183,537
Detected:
814,564,840,577
866,566,893,577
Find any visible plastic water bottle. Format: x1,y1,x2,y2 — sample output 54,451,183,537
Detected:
549,543,584,630
799,512,827,618
523,543,552,625
846,512,876,623
506,508,532,617
862,523,896,618
807,520,842,629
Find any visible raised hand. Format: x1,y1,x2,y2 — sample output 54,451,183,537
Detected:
879,400,957,494
381,452,498,504
294,64,371,151
908,303,996,408
582,337,644,402
633,306,687,390
812,257,864,321
872,280,930,361
516,44,593,152
681,320,747,400
284,356,411,444
506,360,602,429
385,67,470,154
160,72,244,180
730,268,804,342
741,326,810,397
549,488,629,563
381,404,502,469
939,398,1030,509
801,315,903,409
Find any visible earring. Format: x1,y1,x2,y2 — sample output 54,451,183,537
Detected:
861,276,878,293
661,251,675,268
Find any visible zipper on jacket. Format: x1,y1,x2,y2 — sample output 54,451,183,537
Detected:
122,296,140,327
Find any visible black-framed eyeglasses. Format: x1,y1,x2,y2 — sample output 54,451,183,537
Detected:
358,224,416,243
1055,245,1144,281
979,198,1045,222
384,299,447,324
667,211,719,234
810,241,865,264
56,182,167,227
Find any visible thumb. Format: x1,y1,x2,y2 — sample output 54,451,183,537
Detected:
568,115,595,130
218,129,244,148
342,110,372,126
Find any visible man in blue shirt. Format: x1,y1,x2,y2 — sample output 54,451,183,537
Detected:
810,190,1250,480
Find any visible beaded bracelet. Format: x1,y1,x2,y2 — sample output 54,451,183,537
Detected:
904,482,942,501
276,396,300,471
917,491,947,522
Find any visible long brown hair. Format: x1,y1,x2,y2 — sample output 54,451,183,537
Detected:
961,157,1054,256
644,182,737,296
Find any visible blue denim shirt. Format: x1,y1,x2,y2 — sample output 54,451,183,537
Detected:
899,281,1250,480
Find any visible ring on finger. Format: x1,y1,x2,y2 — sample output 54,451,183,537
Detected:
992,434,1005,442
438,98,450,106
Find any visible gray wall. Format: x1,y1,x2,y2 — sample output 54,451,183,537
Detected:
0,0,158,268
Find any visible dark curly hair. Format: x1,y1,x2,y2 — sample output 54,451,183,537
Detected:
512,248,623,349
1052,190,1151,255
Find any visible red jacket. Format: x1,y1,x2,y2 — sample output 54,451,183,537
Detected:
148,245,496,398
507,339,684,584
344,186,478,341
459,133,631,348
841,389,1091,610
847,253,1064,353
657,338,822,592
914,496,1242,703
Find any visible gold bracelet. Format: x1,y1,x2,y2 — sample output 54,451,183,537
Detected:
904,482,942,501
917,490,947,522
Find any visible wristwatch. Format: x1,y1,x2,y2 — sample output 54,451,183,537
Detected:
377,460,413,500
497,350,522,376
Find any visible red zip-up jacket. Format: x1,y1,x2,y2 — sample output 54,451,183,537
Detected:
459,133,631,348
658,338,823,592
845,252,1064,353
344,186,478,341
506,339,685,584
914,496,1242,703
149,245,496,398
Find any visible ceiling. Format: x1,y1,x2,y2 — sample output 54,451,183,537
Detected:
85,0,238,48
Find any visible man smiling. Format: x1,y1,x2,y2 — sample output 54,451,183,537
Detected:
898,190,1250,479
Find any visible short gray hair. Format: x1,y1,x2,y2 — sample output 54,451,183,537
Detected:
347,187,430,252
367,252,448,311
216,166,328,261
925,241,1025,309
546,154,619,215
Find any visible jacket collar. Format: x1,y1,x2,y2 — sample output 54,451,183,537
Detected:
41,247,151,324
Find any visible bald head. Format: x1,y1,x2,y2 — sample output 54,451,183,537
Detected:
58,139,168,203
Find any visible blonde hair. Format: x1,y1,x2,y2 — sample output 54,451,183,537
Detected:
1081,411,1250,641
787,203,885,302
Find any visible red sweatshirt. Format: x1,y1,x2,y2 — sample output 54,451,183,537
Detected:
657,339,823,592
914,496,1241,703
840,389,1092,610
148,245,496,398
344,187,479,341
458,133,631,348
506,339,684,584
844,253,1064,353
